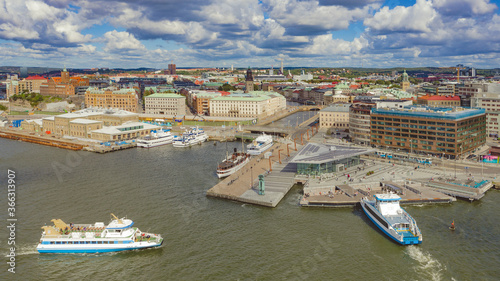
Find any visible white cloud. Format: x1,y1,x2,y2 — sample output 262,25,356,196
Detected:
102,31,145,52
434,0,497,16
303,34,369,55
364,0,437,33
265,0,376,33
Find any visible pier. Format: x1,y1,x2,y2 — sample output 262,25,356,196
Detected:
206,140,307,207
0,130,84,150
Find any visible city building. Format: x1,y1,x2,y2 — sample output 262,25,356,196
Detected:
21,108,143,139
401,70,410,92
350,102,375,145
210,91,286,119
166,63,176,75
144,93,186,116
319,104,350,129
370,106,486,158
85,87,138,113
5,75,47,96
40,68,90,97
471,92,500,137
290,143,375,175
245,68,254,93
349,100,413,145
417,94,461,107
90,122,160,142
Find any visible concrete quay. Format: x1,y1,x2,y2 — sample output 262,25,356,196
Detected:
206,140,305,207
298,155,496,207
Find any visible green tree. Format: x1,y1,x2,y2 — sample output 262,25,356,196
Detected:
218,84,236,91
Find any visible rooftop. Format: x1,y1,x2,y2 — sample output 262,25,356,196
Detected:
290,143,375,164
372,106,485,120
146,93,185,99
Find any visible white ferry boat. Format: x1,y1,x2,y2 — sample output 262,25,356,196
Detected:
216,148,251,178
137,129,173,148
172,133,197,147
246,133,273,155
361,194,422,245
173,126,208,148
36,214,163,253
190,126,209,143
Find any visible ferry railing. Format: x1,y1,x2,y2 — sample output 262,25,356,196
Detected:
402,210,420,237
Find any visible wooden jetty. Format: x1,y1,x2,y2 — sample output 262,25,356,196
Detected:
0,130,84,150
206,142,303,207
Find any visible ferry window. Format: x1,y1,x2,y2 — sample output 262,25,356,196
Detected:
114,241,118,244
86,241,90,244
92,241,97,244
116,230,121,233
98,241,102,244
50,242,55,244
68,241,73,244
56,241,61,244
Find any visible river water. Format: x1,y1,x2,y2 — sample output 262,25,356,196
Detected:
1,137,499,280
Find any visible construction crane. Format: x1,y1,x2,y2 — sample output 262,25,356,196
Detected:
439,66,465,83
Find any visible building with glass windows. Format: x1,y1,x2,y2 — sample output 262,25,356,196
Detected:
370,106,486,158
290,143,375,175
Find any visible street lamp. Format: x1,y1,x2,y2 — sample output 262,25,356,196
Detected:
250,166,253,189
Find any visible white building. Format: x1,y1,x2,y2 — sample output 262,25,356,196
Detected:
145,93,186,116
471,92,500,137
210,91,286,119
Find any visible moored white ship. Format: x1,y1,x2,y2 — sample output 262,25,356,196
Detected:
216,148,251,178
246,133,273,155
360,194,422,245
36,214,163,253
137,129,173,148
173,126,208,147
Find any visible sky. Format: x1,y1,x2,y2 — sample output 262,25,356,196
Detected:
1,0,500,69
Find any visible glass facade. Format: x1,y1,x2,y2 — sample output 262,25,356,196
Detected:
296,156,360,175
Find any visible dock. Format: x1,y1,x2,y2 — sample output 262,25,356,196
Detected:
206,141,304,207
0,130,84,150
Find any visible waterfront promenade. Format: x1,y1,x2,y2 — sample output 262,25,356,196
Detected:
206,139,306,207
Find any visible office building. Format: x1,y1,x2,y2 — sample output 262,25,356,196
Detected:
370,106,486,158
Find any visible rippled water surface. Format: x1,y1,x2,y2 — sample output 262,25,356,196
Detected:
1,138,499,280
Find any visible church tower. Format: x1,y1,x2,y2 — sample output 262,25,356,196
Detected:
401,69,410,92
61,67,70,84
245,67,254,93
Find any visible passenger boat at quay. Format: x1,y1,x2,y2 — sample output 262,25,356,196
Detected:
360,194,422,245
246,133,273,155
173,126,208,148
216,148,251,178
136,129,174,148
36,214,163,253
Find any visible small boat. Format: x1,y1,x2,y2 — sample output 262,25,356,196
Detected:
361,194,422,245
136,129,173,148
173,126,208,148
36,214,163,253
246,133,273,155
217,148,251,178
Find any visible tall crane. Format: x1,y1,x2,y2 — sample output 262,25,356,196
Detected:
439,66,466,83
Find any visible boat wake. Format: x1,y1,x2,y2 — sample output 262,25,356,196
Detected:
3,244,39,256
406,246,445,281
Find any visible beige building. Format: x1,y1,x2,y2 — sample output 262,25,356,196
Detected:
90,122,160,142
85,87,138,112
210,91,286,119
6,75,48,97
319,104,350,129
69,119,103,138
24,108,140,139
145,93,186,115
471,92,500,137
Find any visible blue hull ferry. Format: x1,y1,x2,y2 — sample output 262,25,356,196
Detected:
36,214,163,253
361,194,422,245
